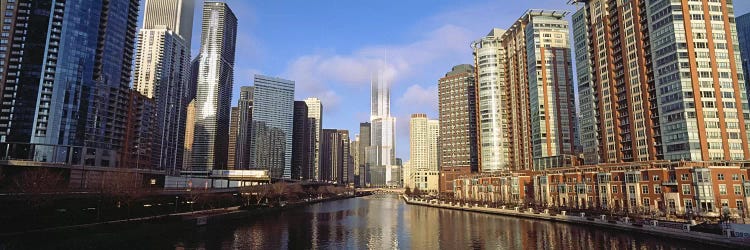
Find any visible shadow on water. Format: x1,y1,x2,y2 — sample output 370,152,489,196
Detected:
0,194,724,249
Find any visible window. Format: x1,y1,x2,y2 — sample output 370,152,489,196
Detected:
653,175,660,181
655,185,662,194
685,200,694,211
681,173,689,181
734,185,742,195
644,198,651,207
682,184,691,195
642,185,649,194
612,185,618,194
719,184,727,195
732,174,739,181
718,173,725,180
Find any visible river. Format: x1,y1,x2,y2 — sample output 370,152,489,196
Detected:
1,194,719,249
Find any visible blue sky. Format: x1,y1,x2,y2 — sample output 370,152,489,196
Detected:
160,0,750,161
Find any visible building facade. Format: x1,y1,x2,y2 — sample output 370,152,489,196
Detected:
122,90,157,170
190,1,237,173
142,0,195,48
738,13,750,105
0,0,139,167
438,64,479,195
573,0,750,164
251,75,295,179
454,161,750,220
304,98,323,180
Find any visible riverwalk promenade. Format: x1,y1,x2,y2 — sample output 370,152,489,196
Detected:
403,195,750,249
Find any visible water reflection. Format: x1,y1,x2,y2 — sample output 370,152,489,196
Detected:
182,194,710,249
1,194,720,249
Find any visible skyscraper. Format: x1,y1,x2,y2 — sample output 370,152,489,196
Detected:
339,130,353,184
572,0,750,163
472,28,509,173
409,114,439,172
133,2,193,172
228,107,240,169
368,70,397,187
409,114,440,192
233,86,254,169
293,101,312,180
304,98,323,180
358,122,372,186
503,10,578,168
738,13,750,103
0,0,139,167
438,64,478,194
321,129,344,183
190,1,238,173
251,75,295,179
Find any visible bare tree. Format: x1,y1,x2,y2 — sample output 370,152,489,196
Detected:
286,184,304,201
271,182,289,204
102,172,145,218
13,168,66,209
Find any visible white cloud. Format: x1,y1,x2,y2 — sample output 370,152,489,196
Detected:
396,84,438,114
283,24,473,114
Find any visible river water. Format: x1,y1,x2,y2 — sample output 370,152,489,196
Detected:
1,194,721,249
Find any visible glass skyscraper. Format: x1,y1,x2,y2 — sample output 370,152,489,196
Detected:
251,75,295,179
0,0,139,167
190,1,238,173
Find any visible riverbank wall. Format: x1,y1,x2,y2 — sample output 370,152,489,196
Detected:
403,195,750,249
0,195,357,237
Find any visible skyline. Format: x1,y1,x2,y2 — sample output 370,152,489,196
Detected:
139,1,750,161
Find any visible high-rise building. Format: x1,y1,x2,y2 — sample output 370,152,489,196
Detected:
183,57,200,170
292,101,312,180
352,135,361,185
304,98,323,180
503,10,578,168
572,0,750,163
0,0,139,167
472,28,510,172
738,13,750,103
368,70,397,187
409,114,439,192
409,114,439,171
321,129,344,183
190,1,238,173
339,130,352,184
142,0,195,48
233,86,254,169
471,10,580,172
437,64,479,194
228,107,240,169
133,27,191,173
358,122,372,186
122,90,157,170
251,75,295,179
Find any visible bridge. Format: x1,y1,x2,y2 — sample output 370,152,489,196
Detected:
356,188,405,194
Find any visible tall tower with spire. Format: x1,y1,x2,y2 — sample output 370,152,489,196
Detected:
368,67,397,187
